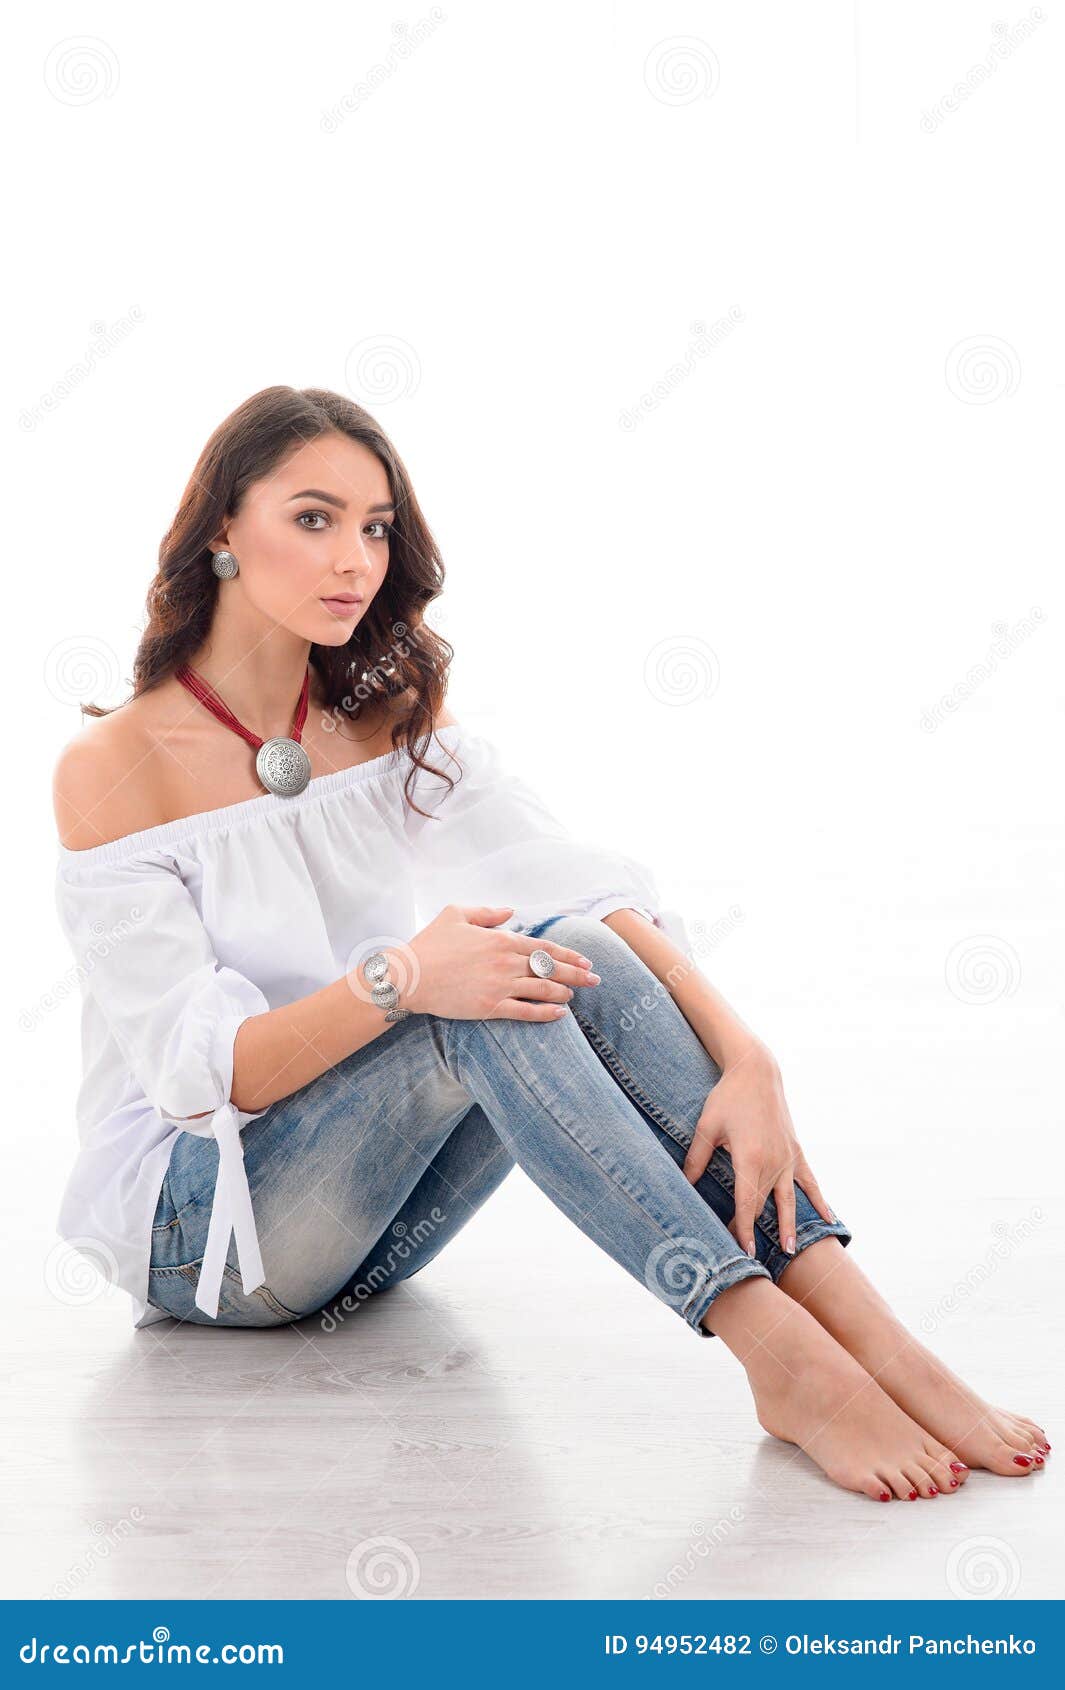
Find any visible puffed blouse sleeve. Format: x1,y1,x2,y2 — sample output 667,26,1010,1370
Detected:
403,723,691,952
54,846,273,1320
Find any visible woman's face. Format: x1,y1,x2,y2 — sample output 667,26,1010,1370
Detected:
212,431,394,643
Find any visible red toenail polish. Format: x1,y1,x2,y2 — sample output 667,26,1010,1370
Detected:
949,1478,959,1487
907,1489,918,1500
1013,1455,1033,1467
878,1490,890,1501
949,1462,967,1472
1034,1455,1044,1465
928,1486,938,1495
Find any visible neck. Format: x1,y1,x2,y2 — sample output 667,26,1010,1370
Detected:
185,598,316,741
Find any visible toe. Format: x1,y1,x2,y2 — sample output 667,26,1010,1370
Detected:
983,1439,1036,1476
1011,1414,1047,1444
1001,1425,1039,1458
900,1463,926,1500
925,1441,969,1488
913,1463,941,1498
926,1454,961,1494
883,1469,914,1501
865,1476,894,1502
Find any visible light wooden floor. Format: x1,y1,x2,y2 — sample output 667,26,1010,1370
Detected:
9,1012,1061,1599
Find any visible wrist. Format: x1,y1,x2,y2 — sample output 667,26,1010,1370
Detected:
363,947,414,1022
401,935,426,1015
720,1036,778,1077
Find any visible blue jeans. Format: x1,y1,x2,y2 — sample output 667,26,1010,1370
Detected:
147,915,852,1335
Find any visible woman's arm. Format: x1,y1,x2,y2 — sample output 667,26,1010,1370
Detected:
600,908,835,1254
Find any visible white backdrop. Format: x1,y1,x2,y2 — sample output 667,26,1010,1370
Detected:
7,0,1062,1598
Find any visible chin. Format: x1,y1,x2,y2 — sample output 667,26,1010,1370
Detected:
313,623,358,645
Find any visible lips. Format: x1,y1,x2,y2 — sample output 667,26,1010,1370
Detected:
320,596,363,617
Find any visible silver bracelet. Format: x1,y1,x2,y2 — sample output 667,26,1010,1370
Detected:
362,951,411,1023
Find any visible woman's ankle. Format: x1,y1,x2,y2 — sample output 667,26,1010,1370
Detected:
699,1274,783,1355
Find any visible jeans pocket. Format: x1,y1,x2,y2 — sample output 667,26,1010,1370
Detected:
147,1259,303,1327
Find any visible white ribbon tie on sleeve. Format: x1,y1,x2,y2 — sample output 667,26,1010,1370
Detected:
191,1099,266,1318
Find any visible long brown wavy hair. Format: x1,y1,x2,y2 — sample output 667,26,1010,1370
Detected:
82,385,458,818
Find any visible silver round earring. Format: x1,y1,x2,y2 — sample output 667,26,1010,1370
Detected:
211,550,239,579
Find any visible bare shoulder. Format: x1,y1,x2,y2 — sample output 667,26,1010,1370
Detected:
383,683,457,732
53,694,168,852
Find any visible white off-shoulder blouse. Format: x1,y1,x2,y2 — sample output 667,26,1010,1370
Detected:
53,721,690,1328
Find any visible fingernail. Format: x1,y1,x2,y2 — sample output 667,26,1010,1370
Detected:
578,957,592,967
949,1462,967,1473
587,972,601,983
746,1240,756,1258
785,1235,795,1255
1013,1455,1033,1467
907,1489,918,1500
878,1491,891,1502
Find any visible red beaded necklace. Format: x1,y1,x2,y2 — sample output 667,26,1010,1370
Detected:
175,663,314,796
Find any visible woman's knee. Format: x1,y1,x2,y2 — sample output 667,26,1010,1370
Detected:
533,913,643,971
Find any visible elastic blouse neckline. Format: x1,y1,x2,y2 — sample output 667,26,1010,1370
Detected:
56,722,463,869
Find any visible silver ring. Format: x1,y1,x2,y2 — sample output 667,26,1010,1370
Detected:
528,948,556,979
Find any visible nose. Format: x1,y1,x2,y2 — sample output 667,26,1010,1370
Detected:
327,549,373,587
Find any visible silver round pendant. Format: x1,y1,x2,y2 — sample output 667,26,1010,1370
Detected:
528,948,556,979
255,737,312,796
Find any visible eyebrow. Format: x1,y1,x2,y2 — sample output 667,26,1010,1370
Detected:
285,488,396,513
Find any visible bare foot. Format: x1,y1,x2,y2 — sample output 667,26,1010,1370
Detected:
778,1240,1050,1478
705,1278,971,1502
843,1330,1047,1477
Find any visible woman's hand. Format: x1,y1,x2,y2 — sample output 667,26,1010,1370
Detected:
682,1041,835,1258
403,904,601,1020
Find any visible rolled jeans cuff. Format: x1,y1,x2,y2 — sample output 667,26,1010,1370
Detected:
683,1252,774,1339
761,1214,854,1285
